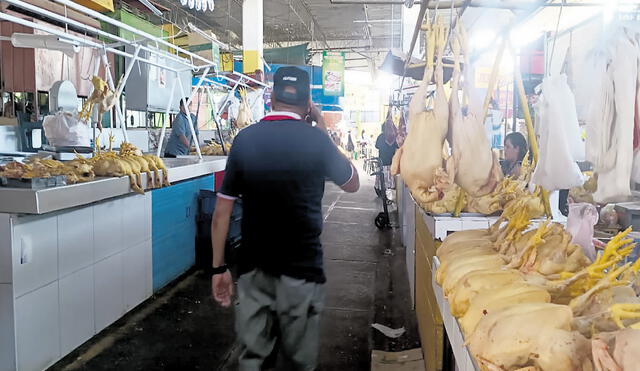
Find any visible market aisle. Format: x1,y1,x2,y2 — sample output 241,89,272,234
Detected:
49,167,419,371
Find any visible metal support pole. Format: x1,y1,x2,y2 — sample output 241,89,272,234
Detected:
216,78,243,118
156,79,177,157
206,88,227,156
188,67,211,105
177,76,202,159
91,56,101,153
100,52,129,142
512,44,552,217
117,45,142,98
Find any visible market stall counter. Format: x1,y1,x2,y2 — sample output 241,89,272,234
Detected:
0,156,226,371
405,187,560,371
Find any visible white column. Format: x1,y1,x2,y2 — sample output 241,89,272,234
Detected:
242,0,263,74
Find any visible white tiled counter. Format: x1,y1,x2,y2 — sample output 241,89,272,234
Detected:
0,195,152,371
0,157,226,371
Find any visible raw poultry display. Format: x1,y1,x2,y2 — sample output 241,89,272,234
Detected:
592,329,640,371
532,74,585,191
194,141,232,156
434,195,640,370
90,136,170,194
464,163,534,215
0,157,94,184
467,303,593,371
570,172,598,204
235,88,252,129
447,26,502,198
391,22,451,206
79,75,122,130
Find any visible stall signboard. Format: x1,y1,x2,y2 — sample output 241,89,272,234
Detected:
322,51,345,97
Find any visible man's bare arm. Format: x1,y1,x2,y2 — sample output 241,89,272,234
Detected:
211,197,235,267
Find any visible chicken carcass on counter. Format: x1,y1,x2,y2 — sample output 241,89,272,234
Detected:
434,194,640,370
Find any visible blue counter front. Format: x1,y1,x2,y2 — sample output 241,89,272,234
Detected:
151,175,214,291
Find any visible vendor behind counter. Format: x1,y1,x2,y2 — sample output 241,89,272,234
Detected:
500,132,527,178
165,98,199,157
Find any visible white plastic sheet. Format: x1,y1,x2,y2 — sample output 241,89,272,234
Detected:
566,203,598,261
532,74,584,192
42,111,91,147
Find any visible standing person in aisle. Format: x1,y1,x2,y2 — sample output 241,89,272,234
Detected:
164,98,199,158
210,66,360,371
375,118,399,192
346,130,355,158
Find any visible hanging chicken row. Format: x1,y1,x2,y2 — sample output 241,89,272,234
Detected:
391,22,513,215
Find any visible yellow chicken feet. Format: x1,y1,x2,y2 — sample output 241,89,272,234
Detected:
610,303,640,329
570,263,632,315
504,220,549,270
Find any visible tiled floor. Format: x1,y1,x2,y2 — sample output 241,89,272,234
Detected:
50,169,420,371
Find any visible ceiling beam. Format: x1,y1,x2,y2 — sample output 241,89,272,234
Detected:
291,0,331,49
330,0,425,4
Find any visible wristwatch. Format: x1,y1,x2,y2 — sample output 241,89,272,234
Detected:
211,264,229,275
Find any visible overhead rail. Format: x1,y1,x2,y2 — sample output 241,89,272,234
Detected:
2,0,272,159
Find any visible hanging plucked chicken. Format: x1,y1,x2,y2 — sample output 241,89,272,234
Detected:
447,26,502,198
391,21,452,207
79,75,123,131
234,88,252,129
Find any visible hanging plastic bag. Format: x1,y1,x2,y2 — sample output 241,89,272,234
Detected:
531,74,585,191
43,111,91,147
566,202,599,261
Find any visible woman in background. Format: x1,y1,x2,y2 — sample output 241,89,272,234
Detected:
346,130,355,159
501,132,527,178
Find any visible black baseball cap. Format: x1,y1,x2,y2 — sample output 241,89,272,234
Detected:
273,66,310,106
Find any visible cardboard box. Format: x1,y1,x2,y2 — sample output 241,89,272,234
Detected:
0,117,18,126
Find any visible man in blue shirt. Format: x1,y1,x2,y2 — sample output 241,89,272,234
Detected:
164,98,199,157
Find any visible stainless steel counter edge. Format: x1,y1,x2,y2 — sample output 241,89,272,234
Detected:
0,157,227,215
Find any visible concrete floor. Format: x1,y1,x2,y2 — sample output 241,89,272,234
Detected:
50,171,420,371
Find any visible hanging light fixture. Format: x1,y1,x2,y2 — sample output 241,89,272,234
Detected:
3,33,79,57
179,0,213,11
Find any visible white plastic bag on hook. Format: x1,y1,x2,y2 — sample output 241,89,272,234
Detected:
531,74,584,191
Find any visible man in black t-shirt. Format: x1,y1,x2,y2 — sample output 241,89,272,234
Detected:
210,66,359,370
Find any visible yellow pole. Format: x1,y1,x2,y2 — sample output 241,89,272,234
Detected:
481,39,507,123
512,44,552,217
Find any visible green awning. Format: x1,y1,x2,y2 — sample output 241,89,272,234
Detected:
234,43,310,66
